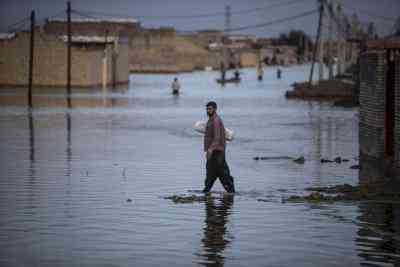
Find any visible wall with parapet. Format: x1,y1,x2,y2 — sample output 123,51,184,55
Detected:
359,50,386,184
44,20,140,38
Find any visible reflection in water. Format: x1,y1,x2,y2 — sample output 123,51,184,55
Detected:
310,104,322,184
66,112,72,177
28,111,35,170
28,111,36,206
0,86,130,108
172,93,180,105
356,202,400,266
200,194,234,267
327,116,333,157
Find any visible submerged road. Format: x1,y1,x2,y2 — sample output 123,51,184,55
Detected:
1,65,398,266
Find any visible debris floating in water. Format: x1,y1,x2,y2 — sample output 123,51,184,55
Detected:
293,156,305,164
305,184,357,194
321,158,334,163
252,155,305,164
164,195,207,204
253,156,294,161
164,193,233,204
321,157,351,164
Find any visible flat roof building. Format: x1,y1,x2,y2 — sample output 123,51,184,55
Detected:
0,30,129,88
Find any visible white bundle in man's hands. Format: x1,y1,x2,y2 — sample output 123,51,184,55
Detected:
193,120,234,141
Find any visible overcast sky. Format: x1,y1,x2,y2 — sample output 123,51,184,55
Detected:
0,0,398,38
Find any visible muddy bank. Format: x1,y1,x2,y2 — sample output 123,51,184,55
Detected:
284,184,400,203
285,79,357,105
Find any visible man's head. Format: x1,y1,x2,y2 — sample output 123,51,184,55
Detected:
206,101,217,117
174,77,178,82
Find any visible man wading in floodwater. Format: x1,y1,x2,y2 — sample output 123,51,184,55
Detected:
171,77,181,95
203,101,235,193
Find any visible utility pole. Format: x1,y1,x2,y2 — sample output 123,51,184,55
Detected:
394,17,400,36
225,5,231,36
309,0,324,87
336,4,345,76
224,5,231,68
67,1,72,108
304,35,309,62
66,112,71,176
298,34,303,63
326,1,347,76
102,30,109,90
327,1,334,80
318,30,325,81
28,10,35,109
29,112,35,164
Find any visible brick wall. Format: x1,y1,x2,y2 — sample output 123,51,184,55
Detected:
81,43,129,87
113,43,129,84
0,33,29,85
395,55,400,164
129,31,221,72
359,50,387,184
181,31,224,49
130,28,176,50
240,51,258,67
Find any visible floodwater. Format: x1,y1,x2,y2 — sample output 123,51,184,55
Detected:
0,65,399,266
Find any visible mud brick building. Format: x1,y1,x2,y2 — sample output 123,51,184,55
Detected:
0,30,129,87
47,19,224,73
181,30,224,49
359,37,400,185
130,27,221,72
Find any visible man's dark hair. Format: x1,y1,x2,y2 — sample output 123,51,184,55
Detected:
206,101,217,109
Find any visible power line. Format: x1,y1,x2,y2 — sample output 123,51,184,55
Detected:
72,0,312,21
75,9,219,20
8,23,31,33
176,9,318,34
36,10,67,26
321,1,395,39
5,10,67,33
70,10,99,20
228,0,311,16
225,5,231,34
7,4,318,36
6,16,30,32
227,9,318,32
342,4,397,22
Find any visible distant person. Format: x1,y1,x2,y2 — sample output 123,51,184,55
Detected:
171,77,181,95
203,101,235,193
257,62,263,81
277,68,282,79
234,66,240,80
220,62,226,81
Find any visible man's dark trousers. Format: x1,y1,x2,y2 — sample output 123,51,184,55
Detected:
203,150,235,193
